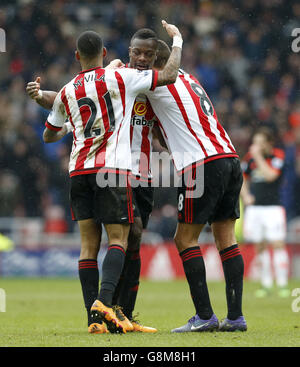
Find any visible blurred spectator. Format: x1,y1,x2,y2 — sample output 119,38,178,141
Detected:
281,127,300,221
0,170,21,217
44,205,68,234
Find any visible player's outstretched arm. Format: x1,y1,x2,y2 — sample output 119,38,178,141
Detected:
26,77,57,110
26,77,71,143
156,20,182,87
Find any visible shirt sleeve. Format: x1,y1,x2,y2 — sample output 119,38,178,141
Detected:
117,68,159,95
45,88,67,131
270,155,285,173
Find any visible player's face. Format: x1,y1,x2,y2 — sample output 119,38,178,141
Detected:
253,133,271,154
129,38,157,71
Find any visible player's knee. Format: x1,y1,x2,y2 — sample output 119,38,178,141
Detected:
108,230,126,245
212,220,236,251
106,223,130,247
174,232,188,252
80,246,99,260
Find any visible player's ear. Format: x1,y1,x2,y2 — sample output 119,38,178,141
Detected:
102,47,107,58
75,50,80,61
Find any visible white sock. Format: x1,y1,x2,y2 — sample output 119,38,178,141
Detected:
273,248,289,288
258,249,273,289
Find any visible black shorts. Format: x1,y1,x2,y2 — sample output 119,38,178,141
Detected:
177,157,243,225
70,173,134,224
132,186,154,229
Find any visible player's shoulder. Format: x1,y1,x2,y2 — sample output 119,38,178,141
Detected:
114,66,137,79
270,147,285,171
54,74,80,106
116,68,154,91
63,74,79,93
272,147,285,159
178,68,200,84
118,67,152,76
53,84,68,105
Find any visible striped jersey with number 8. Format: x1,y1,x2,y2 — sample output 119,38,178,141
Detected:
146,69,238,173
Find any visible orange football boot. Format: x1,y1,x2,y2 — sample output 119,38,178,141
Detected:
88,322,109,334
90,300,126,334
113,306,134,332
130,315,157,333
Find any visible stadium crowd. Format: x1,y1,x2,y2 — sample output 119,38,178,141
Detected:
0,0,299,238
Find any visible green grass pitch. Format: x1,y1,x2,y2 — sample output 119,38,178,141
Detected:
0,278,299,347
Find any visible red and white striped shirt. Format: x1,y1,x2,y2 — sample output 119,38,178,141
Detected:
45,66,158,177
146,69,238,173
130,94,157,181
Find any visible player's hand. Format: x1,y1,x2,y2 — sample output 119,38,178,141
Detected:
26,77,42,100
105,59,125,69
249,143,262,158
161,20,182,39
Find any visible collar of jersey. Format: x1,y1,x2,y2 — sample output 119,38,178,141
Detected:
79,66,103,74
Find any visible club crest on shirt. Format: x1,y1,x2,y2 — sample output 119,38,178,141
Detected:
133,101,147,116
